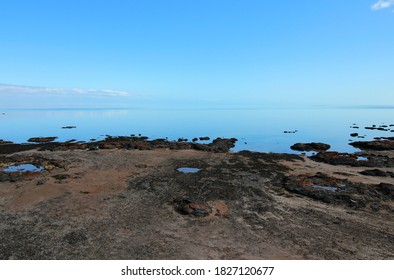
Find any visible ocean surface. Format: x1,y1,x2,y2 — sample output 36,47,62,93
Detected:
0,107,393,153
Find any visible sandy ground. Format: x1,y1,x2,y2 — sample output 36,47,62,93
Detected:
0,148,393,259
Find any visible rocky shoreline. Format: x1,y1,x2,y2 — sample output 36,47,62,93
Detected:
0,136,393,259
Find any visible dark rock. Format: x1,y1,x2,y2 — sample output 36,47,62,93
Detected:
350,140,394,151
360,169,387,177
63,231,87,245
0,140,13,144
98,143,117,149
290,142,331,152
378,183,394,198
27,137,57,143
350,133,359,137
310,152,394,167
192,138,198,142
0,173,11,182
61,126,76,129
36,179,47,186
52,174,70,181
209,138,237,152
178,138,188,142
348,198,366,209
173,198,211,217
199,136,210,141
87,145,99,151
0,172,22,182
125,142,135,149
370,202,381,212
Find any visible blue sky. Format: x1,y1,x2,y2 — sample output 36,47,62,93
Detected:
0,0,393,108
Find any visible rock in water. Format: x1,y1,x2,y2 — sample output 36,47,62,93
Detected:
290,142,331,152
27,137,58,143
350,140,394,151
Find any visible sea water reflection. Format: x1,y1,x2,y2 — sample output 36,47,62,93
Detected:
0,107,393,153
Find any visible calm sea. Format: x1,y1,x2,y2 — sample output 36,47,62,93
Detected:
0,107,393,153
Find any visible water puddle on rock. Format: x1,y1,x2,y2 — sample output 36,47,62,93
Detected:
177,167,201,173
312,184,338,191
3,164,44,173
357,156,368,161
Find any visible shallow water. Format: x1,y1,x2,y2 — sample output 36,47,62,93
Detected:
177,167,201,173
0,107,393,153
312,185,338,191
3,164,44,173
357,156,368,161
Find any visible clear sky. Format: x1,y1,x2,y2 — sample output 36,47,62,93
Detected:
0,0,393,108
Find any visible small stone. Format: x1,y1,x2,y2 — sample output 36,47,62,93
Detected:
173,198,211,217
36,179,46,186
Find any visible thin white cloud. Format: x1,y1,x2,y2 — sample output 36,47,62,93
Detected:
0,83,129,97
371,0,394,10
